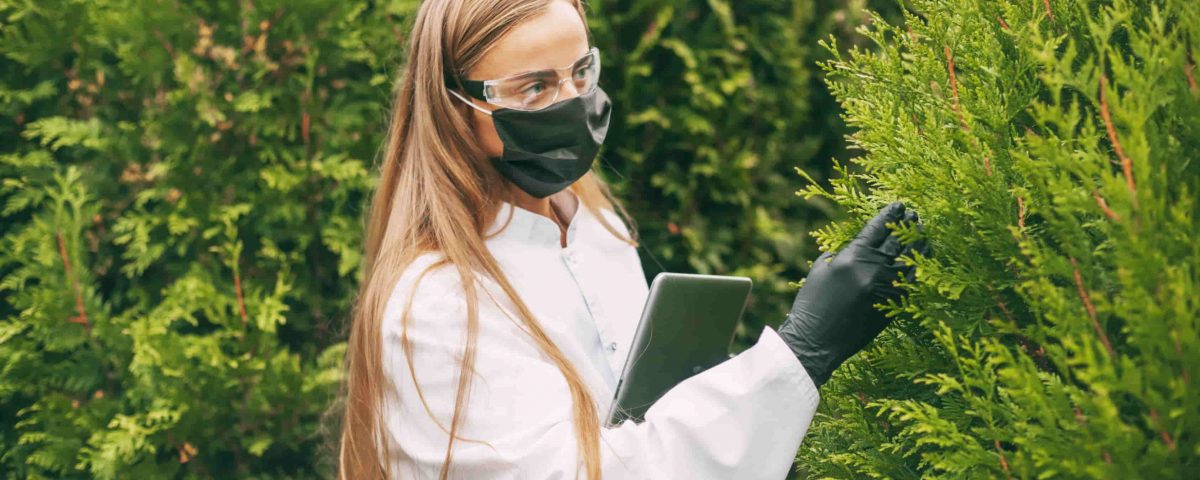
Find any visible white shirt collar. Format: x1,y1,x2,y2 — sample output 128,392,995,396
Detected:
485,189,586,249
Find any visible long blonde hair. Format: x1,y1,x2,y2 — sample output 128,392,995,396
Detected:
335,1,638,478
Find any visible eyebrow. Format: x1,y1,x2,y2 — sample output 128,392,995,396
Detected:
501,49,591,80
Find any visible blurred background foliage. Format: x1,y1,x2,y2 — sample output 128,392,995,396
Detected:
0,0,890,477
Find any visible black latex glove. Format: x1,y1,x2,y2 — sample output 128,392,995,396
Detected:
778,202,928,388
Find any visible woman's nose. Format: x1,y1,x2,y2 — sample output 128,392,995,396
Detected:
557,78,581,101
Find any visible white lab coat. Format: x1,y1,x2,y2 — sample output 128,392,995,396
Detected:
381,189,820,479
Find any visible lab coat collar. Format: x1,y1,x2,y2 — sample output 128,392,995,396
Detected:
486,189,585,249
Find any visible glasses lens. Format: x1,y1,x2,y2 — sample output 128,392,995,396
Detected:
571,50,600,95
488,49,600,111
490,74,556,110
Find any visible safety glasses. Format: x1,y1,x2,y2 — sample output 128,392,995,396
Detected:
447,47,601,112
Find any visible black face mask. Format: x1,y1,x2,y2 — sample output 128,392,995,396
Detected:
453,87,612,199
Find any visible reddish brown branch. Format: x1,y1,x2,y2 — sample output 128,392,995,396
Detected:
996,297,1015,323
1070,257,1114,357
994,440,1013,479
152,28,177,60
1150,409,1178,451
233,265,248,326
944,46,993,176
301,111,311,145
997,16,1011,30
1098,76,1136,201
1092,190,1120,221
1187,62,1198,94
56,232,91,333
945,46,967,130
1043,0,1055,20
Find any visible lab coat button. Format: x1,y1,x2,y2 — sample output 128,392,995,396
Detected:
607,341,617,352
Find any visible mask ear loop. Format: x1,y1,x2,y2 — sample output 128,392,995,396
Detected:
592,156,670,275
448,88,494,116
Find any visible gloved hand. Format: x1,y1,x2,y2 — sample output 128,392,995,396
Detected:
778,202,927,388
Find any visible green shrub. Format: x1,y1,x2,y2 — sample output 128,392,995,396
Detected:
797,0,1199,477
0,0,404,476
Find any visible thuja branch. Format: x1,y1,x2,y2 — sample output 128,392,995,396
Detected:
994,439,1013,480
1185,50,1195,93
944,46,992,176
1150,409,1178,452
1186,60,1197,93
1069,257,1114,357
1092,191,1120,221
56,232,91,334
234,261,248,326
1098,76,1136,203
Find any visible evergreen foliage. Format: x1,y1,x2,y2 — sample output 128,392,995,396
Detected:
797,0,1199,477
0,0,403,476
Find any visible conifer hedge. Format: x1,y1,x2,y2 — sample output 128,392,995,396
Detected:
0,0,838,476
0,1,403,477
797,0,1199,477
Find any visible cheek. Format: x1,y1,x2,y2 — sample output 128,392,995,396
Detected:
472,109,504,158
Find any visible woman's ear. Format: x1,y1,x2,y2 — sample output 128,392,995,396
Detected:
444,85,503,158
468,100,504,158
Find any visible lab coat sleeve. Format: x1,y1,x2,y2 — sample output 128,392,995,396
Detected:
381,258,821,479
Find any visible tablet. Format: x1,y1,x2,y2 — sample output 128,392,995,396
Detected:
605,272,752,427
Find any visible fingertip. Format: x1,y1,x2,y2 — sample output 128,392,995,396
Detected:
883,201,906,220
857,203,906,247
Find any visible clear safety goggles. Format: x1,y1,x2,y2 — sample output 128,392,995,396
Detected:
446,47,601,112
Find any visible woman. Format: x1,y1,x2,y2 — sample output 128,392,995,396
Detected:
336,0,923,478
